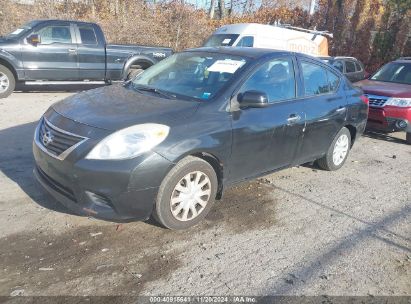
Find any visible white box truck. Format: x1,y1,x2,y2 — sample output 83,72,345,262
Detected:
204,23,332,57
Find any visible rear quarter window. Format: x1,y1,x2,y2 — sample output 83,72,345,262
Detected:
301,60,341,95
301,61,330,95
327,71,340,92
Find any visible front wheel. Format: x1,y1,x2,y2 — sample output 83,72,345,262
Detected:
0,65,15,99
317,127,351,171
406,132,411,145
153,156,218,230
127,68,144,80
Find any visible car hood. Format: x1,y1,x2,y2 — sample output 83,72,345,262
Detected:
52,84,199,131
355,79,411,98
0,38,11,46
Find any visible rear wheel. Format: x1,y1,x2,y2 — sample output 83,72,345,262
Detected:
0,65,15,99
406,132,411,145
153,156,218,230
317,127,351,171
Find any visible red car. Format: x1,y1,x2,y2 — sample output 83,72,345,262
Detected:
356,57,411,144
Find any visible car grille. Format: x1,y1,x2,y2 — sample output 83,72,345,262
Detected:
365,94,388,108
38,118,85,159
36,166,77,202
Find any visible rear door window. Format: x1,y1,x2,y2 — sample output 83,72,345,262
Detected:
345,60,356,73
355,61,362,71
79,26,97,45
301,61,330,95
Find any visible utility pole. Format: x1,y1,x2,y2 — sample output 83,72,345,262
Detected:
309,0,316,15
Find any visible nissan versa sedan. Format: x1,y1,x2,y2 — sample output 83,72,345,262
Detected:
33,47,368,229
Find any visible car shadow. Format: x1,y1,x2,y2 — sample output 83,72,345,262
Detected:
0,121,76,215
363,130,407,145
263,184,411,295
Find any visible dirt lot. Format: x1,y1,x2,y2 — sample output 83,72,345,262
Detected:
0,87,410,297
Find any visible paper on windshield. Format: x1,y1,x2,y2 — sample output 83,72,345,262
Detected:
10,28,24,35
207,60,245,74
222,39,231,44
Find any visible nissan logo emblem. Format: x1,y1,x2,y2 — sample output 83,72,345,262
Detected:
42,131,54,147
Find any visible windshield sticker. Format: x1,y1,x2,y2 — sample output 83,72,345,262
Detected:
201,92,211,99
222,38,231,44
207,60,245,74
10,28,24,35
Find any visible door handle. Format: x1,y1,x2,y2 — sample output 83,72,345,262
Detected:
68,48,77,54
287,114,301,123
336,107,346,113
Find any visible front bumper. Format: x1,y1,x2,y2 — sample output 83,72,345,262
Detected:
33,119,174,221
367,106,411,133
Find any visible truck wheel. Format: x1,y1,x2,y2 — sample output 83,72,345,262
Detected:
317,127,351,171
0,65,15,99
153,156,218,230
127,68,144,80
406,132,411,145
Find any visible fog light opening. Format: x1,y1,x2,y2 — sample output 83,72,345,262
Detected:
85,191,113,209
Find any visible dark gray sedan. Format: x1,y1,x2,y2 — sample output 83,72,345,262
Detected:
33,47,368,229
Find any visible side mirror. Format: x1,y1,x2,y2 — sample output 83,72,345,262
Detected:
238,90,269,108
27,34,40,46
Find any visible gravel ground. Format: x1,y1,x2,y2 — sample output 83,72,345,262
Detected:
0,88,410,297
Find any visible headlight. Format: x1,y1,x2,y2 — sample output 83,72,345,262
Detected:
86,124,169,160
385,97,411,107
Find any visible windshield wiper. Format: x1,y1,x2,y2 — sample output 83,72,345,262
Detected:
133,84,176,99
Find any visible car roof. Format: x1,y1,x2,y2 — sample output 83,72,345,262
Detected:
31,19,96,26
182,47,342,75
395,57,411,63
319,56,358,60
184,47,303,59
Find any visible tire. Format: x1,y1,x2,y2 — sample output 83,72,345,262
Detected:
0,65,15,99
127,68,144,80
406,132,411,145
153,156,218,230
317,127,351,171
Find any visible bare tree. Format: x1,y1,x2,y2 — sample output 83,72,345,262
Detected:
209,0,216,18
218,0,226,18
243,0,250,14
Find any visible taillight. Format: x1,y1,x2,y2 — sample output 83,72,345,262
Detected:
360,95,369,105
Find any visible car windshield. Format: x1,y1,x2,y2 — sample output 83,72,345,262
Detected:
132,52,249,101
4,21,38,38
371,62,411,85
203,34,240,47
